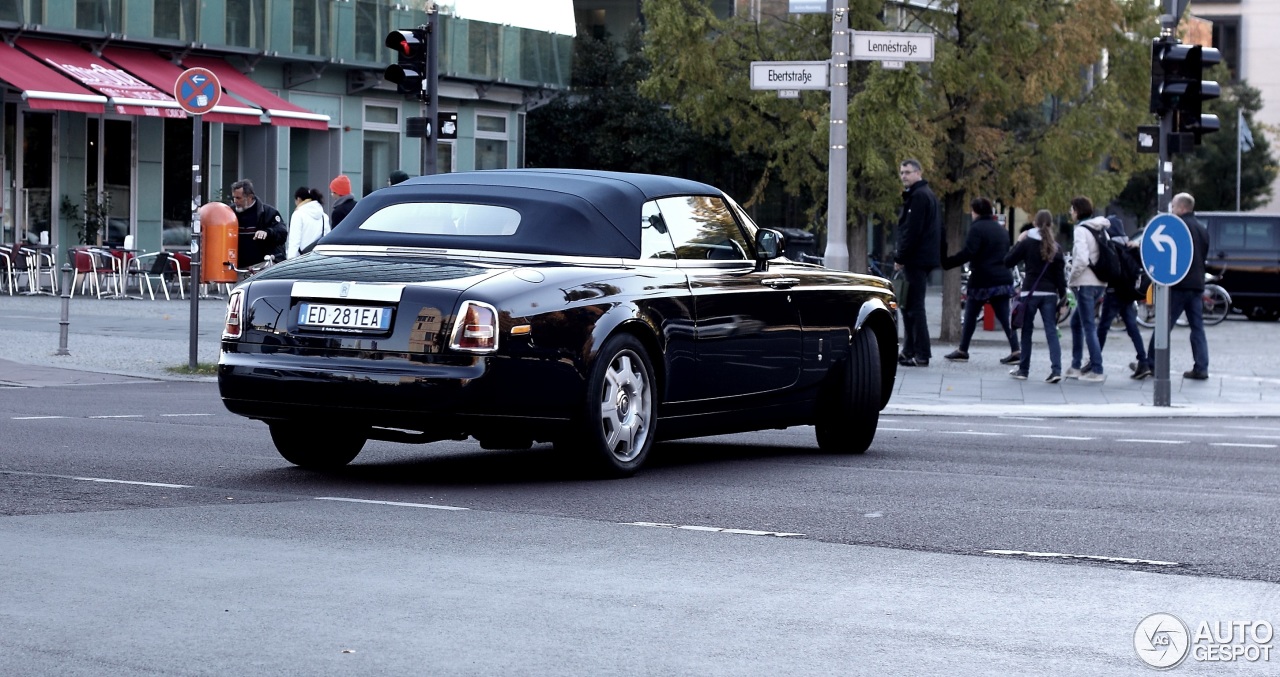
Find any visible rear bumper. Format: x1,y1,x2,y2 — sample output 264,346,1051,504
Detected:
217,349,583,433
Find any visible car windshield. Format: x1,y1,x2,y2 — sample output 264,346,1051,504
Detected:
358,202,521,236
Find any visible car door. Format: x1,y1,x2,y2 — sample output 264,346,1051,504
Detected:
657,194,801,400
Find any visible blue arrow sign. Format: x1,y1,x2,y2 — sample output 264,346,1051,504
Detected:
1140,213,1193,286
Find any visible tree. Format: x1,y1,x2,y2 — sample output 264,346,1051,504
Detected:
526,23,766,210
1114,76,1277,220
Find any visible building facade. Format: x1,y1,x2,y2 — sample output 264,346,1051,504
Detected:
1187,0,1278,211
0,0,570,257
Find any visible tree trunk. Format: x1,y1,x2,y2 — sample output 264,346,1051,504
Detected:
938,190,966,343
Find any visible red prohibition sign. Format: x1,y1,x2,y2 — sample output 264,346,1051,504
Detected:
175,67,222,116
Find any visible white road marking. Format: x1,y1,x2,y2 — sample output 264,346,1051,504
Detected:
879,427,921,432
72,476,191,488
984,549,1179,566
160,413,214,417
622,522,805,537
988,424,1056,430
1022,434,1094,441
315,497,469,511
1115,439,1188,445
12,416,66,420
953,431,1006,436
1210,442,1277,449
1226,425,1280,431
1159,432,1224,437
88,415,145,419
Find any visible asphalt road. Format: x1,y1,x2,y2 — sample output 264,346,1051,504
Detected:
3,381,1278,675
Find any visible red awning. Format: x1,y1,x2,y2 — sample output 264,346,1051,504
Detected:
0,41,106,113
18,38,184,118
101,47,265,126
182,56,329,130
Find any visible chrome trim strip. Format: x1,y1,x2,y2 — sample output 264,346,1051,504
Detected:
291,281,405,302
311,244,676,269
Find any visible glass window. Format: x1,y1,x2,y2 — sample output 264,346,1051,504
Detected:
658,196,750,261
437,142,454,174
475,113,508,170
226,0,267,49
365,106,399,126
362,130,399,196
640,201,676,260
0,0,43,22
359,203,521,236
293,0,332,56
76,0,121,32
476,115,506,134
355,0,392,62
154,0,198,41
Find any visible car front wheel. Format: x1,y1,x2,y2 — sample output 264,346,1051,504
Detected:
815,328,882,454
268,422,366,469
562,334,657,478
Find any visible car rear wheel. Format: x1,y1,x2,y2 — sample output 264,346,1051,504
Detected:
268,422,366,469
562,334,656,478
815,328,882,454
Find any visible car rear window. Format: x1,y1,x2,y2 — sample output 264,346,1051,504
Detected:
358,202,521,236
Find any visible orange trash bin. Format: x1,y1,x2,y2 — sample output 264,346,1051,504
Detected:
199,202,239,284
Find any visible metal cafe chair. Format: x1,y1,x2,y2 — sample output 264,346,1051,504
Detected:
0,245,17,294
130,251,182,300
69,247,115,298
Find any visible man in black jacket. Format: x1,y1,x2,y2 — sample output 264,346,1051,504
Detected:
1134,192,1211,380
940,197,1020,364
231,179,286,265
893,159,942,366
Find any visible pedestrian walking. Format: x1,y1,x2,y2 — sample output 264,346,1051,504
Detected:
942,196,1020,365
1093,215,1148,377
893,159,943,367
1004,209,1067,382
1065,196,1111,382
329,174,357,228
388,169,411,186
1133,192,1211,380
230,178,286,265
285,187,328,259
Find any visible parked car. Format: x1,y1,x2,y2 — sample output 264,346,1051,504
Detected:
1194,212,1280,320
217,169,899,477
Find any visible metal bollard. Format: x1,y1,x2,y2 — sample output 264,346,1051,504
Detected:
56,263,71,356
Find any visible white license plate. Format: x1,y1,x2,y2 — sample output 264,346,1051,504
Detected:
299,302,392,331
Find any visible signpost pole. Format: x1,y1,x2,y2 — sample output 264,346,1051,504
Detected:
824,1,849,271
1153,13,1178,407
189,115,202,371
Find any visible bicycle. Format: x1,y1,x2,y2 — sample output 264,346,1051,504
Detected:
1134,274,1230,328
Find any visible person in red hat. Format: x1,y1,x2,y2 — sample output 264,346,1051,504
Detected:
329,174,357,228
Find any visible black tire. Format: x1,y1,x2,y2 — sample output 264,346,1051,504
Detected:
268,422,366,469
815,329,881,454
562,334,657,478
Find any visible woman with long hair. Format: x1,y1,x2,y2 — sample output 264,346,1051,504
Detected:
1003,209,1068,382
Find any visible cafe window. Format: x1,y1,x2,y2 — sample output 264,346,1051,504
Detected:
362,103,401,196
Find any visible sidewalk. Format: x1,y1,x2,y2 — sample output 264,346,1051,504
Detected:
1,291,1278,417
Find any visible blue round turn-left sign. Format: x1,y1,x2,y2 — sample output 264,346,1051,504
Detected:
1139,213,1194,286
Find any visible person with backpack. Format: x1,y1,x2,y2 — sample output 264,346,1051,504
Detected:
1065,196,1111,382
1091,215,1148,377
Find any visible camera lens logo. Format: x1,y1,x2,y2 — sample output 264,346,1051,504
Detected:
1135,613,1191,669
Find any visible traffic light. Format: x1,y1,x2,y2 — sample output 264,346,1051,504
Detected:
385,28,428,98
1150,39,1221,145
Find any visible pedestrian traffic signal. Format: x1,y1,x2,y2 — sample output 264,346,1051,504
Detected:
385,28,428,97
1150,39,1221,145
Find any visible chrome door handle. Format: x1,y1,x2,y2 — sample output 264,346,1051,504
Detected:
761,277,799,289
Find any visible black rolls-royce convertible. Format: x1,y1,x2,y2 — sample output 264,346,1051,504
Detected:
218,169,899,477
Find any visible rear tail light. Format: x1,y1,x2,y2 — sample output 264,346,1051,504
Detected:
449,300,499,353
223,290,244,339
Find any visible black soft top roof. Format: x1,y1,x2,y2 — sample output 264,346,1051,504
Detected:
320,169,724,258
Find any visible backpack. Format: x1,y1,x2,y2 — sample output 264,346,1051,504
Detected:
1113,244,1144,301
1087,227,1123,284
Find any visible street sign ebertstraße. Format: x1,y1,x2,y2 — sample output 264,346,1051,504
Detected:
750,61,830,90
788,0,831,12
851,31,935,62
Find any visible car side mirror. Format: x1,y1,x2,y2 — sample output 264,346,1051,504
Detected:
755,229,781,271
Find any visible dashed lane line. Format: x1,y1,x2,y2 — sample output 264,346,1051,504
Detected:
88,415,145,419
1210,442,1278,449
314,497,469,511
1115,439,1188,445
622,522,805,537
953,431,1006,436
1022,434,1095,441
12,416,67,420
984,549,1179,567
